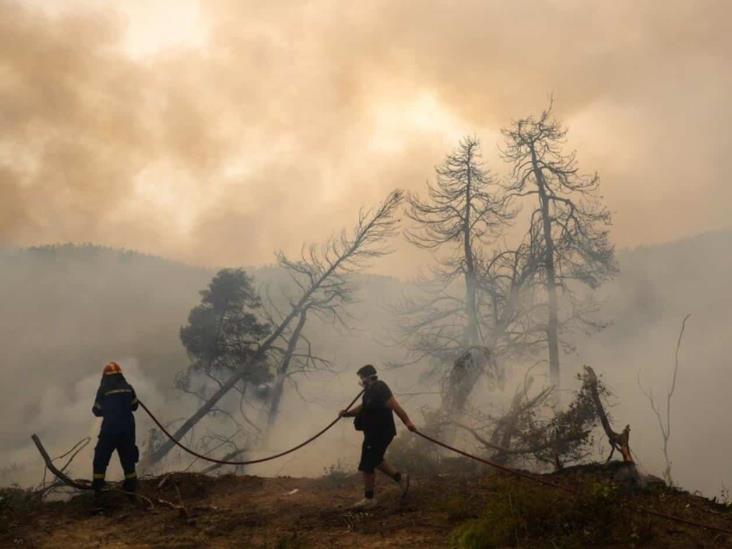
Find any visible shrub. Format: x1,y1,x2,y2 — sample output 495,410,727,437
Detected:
439,492,480,522
0,486,40,537
321,459,350,489
451,477,645,548
387,431,443,477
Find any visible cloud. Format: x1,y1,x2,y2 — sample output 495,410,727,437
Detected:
0,0,730,276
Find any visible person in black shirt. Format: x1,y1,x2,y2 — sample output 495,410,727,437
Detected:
91,361,139,502
339,364,416,509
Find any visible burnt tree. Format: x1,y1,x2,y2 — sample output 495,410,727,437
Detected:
399,137,514,409
501,102,616,388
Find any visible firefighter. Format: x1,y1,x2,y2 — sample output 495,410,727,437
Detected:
339,364,416,509
91,361,139,501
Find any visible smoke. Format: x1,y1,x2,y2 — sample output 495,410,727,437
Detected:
2,358,165,487
1,0,731,499
1,0,731,277
571,231,732,496
0,245,209,486
0,233,730,500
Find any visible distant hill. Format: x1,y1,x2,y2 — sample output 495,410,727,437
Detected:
0,244,212,387
0,245,213,462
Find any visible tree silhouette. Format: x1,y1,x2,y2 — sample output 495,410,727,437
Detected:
179,268,271,387
501,102,617,387
397,138,514,409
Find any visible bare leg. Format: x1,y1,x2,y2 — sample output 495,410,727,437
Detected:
377,460,409,496
363,471,375,494
377,460,400,481
350,471,378,508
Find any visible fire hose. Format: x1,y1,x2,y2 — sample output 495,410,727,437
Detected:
412,430,732,536
136,390,364,466
31,390,732,536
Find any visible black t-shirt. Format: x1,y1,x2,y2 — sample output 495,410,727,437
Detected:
359,379,397,439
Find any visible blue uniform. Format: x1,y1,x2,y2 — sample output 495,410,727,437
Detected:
92,373,139,492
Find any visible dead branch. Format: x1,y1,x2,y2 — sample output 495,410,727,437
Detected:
448,421,572,458
31,434,91,491
172,483,191,520
637,313,691,486
583,366,633,463
38,436,91,496
29,432,209,520
200,448,249,474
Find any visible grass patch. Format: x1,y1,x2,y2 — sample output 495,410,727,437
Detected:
452,477,652,548
321,459,350,489
439,492,481,522
388,432,443,477
1,486,41,537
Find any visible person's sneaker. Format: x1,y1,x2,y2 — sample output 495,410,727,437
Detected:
398,472,410,498
351,497,378,510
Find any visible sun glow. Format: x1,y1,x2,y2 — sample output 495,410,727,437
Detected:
367,92,466,153
119,0,209,59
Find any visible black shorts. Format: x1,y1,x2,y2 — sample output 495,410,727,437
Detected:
358,435,394,473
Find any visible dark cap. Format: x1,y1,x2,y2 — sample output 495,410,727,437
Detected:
357,364,377,378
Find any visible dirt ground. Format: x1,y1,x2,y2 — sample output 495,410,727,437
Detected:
6,472,466,548
4,469,732,548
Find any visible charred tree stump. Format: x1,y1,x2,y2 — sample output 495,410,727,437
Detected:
583,366,634,464
443,346,496,415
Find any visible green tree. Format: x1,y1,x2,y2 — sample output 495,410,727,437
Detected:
178,269,272,393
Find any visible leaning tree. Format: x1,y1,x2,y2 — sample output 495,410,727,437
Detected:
172,269,272,464
145,190,403,465
501,102,617,388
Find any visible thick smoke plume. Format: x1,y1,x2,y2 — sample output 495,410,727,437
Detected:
1,1,730,277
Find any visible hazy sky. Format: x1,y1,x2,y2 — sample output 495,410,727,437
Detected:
1,0,730,277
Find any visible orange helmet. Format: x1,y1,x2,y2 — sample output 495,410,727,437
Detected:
103,361,122,375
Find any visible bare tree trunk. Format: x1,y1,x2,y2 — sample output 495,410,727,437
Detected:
463,146,480,348
443,346,493,415
531,148,561,388
147,270,331,465
267,309,308,429
584,366,633,463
